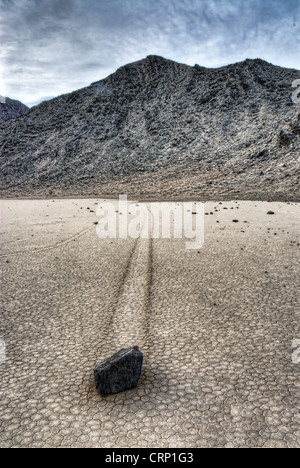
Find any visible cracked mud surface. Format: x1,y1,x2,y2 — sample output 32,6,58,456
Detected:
0,199,299,448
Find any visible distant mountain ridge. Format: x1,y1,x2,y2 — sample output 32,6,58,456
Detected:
0,56,299,200
0,96,29,123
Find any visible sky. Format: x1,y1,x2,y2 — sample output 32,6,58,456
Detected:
0,0,299,107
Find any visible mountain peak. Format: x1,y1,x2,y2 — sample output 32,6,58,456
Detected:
115,54,187,72
0,97,29,123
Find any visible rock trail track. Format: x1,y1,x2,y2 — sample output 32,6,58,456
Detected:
0,199,299,448
111,236,153,351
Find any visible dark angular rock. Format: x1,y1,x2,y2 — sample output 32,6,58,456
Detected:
267,211,275,215
278,130,292,147
94,346,143,397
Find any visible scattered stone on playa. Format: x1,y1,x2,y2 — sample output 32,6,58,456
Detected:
267,211,275,215
232,220,239,223
94,346,143,397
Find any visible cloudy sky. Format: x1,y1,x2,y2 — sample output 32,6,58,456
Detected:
0,0,299,106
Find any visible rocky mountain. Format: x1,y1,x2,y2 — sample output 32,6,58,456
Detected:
0,96,29,123
0,56,299,200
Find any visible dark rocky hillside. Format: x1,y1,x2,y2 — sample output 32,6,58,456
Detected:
0,56,299,200
0,97,29,123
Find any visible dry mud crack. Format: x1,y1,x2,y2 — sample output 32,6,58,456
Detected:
0,199,299,448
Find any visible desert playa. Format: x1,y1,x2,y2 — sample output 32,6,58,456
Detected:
0,198,299,448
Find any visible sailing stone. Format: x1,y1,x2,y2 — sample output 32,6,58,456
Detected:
94,346,143,397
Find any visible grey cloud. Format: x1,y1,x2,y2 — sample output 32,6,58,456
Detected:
0,0,299,105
